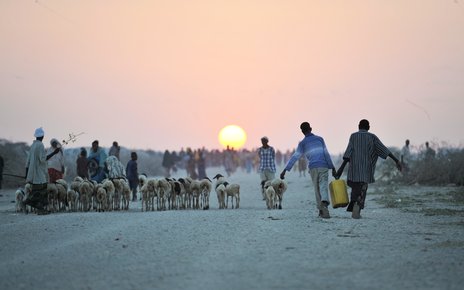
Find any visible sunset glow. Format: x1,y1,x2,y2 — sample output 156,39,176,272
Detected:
0,1,463,153
218,125,247,150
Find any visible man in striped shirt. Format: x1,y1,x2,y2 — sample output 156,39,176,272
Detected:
258,136,276,200
336,119,402,219
280,122,336,218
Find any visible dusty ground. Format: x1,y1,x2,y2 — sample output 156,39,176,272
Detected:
0,169,463,290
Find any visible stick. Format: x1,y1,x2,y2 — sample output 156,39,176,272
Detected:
2,173,26,179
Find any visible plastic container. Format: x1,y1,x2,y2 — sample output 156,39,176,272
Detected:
329,179,349,208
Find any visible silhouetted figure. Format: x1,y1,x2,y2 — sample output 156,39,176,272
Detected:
401,139,411,173
197,148,207,180
280,122,335,219
76,148,89,179
126,152,139,201
24,127,60,215
108,141,120,160
258,137,276,199
335,119,402,219
162,150,175,178
424,141,436,162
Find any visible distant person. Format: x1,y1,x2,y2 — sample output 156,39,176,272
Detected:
335,119,402,219
197,148,207,180
401,139,411,172
258,136,276,200
126,152,139,201
298,156,307,177
162,150,175,177
0,155,4,190
24,127,60,214
108,141,120,160
88,140,107,183
47,138,65,183
280,122,336,219
223,146,236,177
76,147,89,179
424,141,436,162
186,148,198,179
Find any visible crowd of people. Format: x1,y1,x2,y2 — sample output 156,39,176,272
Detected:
15,120,443,217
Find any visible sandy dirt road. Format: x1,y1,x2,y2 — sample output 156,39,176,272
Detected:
0,170,463,290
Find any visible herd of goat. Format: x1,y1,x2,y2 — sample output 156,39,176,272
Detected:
14,173,288,214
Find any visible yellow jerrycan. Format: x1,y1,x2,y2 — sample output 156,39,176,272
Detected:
329,179,349,208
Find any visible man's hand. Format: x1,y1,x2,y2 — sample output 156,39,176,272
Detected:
280,170,286,180
396,160,403,172
331,168,338,179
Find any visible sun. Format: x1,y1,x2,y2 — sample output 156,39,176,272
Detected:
218,125,247,149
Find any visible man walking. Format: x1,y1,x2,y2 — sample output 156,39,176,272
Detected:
280,122,336,218
335,119,402,219
258,136,276,200
24,127,60,214
126,152,139,202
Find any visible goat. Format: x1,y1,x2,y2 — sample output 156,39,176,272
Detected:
156,178,171,211
271,178,288,209
263,180,276,210
213,174,227,209
111,178,124,210
55,179,68,212
102,179,115,211
188,179,201,209
15,188,26,213
199,177,212,210
78,179,93,212
67,189,79,212
225,183,240,209
95,184,108,212
121,179,131,210
138,174,147,200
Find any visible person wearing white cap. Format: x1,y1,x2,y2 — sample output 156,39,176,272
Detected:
47,138,65,183
258,136,276,200
24,127,61,214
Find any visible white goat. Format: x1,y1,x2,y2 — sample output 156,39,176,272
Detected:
146,178,158,211
67,189,79,212
213,174,227,209
138,174,147,200
15,188,26,213
111,178,124,210
225,183,240,209
78,179,93,212
200,177,212,210
95,184,108,212
102,179,115,211
156,178,171,211
263,180,276,210
189,179,201,210
271,178,288,209
121,179,131,210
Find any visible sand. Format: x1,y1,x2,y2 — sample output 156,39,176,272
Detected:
0,168,463,290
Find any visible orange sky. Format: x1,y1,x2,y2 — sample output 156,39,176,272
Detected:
1,0,463,154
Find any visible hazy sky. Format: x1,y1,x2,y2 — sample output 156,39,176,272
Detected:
1,0,463,154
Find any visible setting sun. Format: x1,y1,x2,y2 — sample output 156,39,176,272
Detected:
218,125,247,149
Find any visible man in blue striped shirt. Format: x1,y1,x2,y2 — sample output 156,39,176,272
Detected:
258,136,276,200
280,122,336,218
336,119,402,219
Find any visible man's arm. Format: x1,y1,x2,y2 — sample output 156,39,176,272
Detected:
389,153,402,172
334,158,349,179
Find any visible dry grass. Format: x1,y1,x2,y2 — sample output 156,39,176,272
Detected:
372,185,464,217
